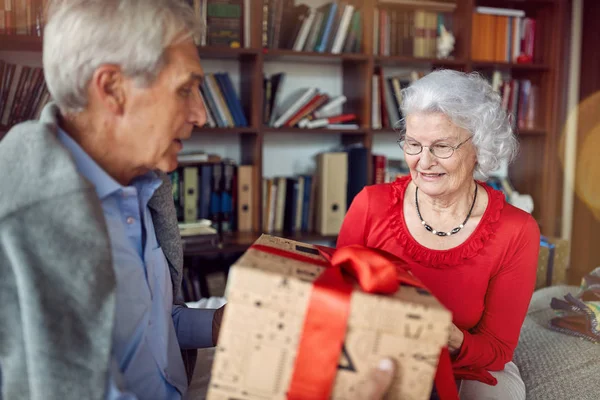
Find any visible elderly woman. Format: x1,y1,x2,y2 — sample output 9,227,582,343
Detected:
0,1,398,399
338,70,540,400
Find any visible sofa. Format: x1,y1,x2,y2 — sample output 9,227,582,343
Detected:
514,285,600,399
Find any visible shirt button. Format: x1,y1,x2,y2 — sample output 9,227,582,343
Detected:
126,217,134,224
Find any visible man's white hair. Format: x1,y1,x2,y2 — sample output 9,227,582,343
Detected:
43,0,202,114
398,69,518,178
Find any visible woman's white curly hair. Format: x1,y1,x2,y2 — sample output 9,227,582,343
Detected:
397,69,518,178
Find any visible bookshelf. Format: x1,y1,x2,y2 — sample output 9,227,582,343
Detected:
0,35,43,51
0,0,569,254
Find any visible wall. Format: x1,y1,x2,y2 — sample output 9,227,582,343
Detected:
567,0,600,284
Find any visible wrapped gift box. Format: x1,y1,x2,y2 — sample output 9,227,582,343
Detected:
536,236,570,290
207,234,453,400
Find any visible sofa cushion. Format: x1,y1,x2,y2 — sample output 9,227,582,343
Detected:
515,285,600,400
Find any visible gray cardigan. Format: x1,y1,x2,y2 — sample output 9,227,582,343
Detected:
0,103,197,400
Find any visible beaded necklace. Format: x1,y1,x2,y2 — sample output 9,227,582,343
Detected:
415,183,477,237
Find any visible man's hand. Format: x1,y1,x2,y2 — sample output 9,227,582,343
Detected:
448,323,464,354
357,358,397,400
212,305,225,346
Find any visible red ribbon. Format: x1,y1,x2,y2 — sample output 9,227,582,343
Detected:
250,243,459,400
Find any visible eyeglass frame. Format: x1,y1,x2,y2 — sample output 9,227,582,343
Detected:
396,135,473,159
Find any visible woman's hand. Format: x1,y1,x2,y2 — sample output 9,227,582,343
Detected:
448,324,465,354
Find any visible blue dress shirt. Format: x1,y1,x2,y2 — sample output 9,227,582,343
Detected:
57,130,215,400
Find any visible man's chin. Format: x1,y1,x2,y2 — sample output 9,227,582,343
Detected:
156,157,179,173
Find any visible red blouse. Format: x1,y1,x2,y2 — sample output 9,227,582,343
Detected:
337,175,540,385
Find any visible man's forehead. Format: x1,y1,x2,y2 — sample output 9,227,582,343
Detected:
165,41,204,75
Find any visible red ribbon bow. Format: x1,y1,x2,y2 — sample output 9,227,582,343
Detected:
251,243,459,400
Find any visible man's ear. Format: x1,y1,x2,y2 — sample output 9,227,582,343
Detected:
89,65,126,114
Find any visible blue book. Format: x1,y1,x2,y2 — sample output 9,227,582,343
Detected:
301,175,312,232
200,85,226,127
221,72,249,127
316,2,338,53
214,73,242,126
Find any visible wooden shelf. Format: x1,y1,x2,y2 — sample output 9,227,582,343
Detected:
197,46,259,60
225,231,337,246
479,0,558,5
375,55,467,67
263,127,367,135
471,61,550,71
373,128,402,134
0,34,43,51
183,231,337,257
377,0,457,12
194,127,257,135
517,128,546,136
262,48,368,63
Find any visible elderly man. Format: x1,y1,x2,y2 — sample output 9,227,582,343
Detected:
0,0,220,399
0,1,397,399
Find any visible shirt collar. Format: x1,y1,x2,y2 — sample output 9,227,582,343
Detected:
57,127,161,200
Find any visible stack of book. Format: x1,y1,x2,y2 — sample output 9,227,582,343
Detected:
264,72,358,129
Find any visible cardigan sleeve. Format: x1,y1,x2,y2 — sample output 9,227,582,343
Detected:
336,187,370,248
453,216,540,373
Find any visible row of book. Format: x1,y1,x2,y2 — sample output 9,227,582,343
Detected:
471,7,537,64
262,146,407,236
370,67,539,131
264,72,358,129
262,1,362,54
374,7,454,58
199,72,248,128
0,0,46,36
169,153,255,235
0,61,51,130
170,146,373,238
489,71,538,131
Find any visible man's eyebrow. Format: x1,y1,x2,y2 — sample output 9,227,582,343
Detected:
189,73,204,85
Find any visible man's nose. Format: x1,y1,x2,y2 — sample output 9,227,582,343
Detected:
189,88,207,128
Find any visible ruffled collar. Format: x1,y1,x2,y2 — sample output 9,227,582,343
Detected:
388,175,505,268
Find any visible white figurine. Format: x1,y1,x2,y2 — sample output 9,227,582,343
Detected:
437,24,455,59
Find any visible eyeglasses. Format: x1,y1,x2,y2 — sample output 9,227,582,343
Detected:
397,136,473,159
